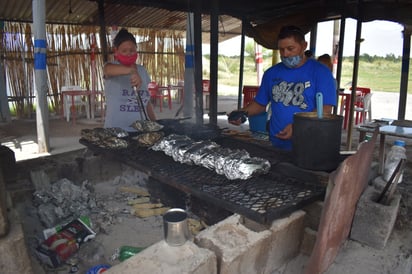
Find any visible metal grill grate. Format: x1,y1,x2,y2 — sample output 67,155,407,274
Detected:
81,136,326,224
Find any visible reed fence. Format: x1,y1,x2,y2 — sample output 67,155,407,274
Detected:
1,22,185,118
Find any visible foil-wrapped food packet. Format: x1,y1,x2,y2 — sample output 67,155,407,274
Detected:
214,149,250,175
224,157,271,180
181,141,219,165
171,140,201,163
167,139,193,158
151,134,191,155
151,134,271,180
198,147,233,171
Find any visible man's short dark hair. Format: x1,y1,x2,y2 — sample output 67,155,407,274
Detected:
278,26,306,43
113,28,136,48
305,50,313,58
318,53,332,60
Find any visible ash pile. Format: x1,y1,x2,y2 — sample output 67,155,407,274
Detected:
19,166,204,273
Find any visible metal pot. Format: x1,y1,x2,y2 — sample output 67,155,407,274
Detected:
292,112,343,171
163,208,190,246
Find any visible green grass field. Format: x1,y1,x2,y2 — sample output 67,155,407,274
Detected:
204,55,412,95
340,59,405,91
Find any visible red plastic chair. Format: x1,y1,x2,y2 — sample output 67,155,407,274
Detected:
148,81,172,112
242,85,259,107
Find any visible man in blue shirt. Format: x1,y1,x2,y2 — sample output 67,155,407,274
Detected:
229,25,336,150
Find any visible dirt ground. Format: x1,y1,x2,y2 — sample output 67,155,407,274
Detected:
14,166,167,273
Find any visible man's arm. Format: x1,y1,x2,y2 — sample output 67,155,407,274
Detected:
228,101,266,126
242,101,267,117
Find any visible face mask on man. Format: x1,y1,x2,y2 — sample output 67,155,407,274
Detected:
281,55,302,68
116,53,138,66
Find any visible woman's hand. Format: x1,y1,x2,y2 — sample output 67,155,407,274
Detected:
130,68,142,88
275,123,293,140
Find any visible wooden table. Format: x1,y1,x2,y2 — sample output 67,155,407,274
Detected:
357,121,412,174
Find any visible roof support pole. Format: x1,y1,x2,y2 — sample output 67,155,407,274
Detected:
237,19,246,110
309,25,317,56
183,13,195,120
209,0,219,125
332,20,340,76
0,22,11,123
346,19,362,150
97,0,108,62
193,4,204,125
335,17,346,114
33,0,50,153
398,25,411,120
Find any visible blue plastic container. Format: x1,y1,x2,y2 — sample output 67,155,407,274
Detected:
248,112,268,133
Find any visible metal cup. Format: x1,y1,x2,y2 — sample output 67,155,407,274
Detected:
163,208,190,246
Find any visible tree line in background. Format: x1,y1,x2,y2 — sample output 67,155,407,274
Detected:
346,53,402,63
203,43,411,93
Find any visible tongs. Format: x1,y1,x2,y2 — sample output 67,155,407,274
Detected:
134,86,148,121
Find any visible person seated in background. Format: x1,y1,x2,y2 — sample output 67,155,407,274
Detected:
228,26,336,151
304,50,314,58
317,53,333,71
317,53,338,97
103,28,157,132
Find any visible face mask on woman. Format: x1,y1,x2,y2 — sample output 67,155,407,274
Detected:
281,55,302,68
116,53,138,66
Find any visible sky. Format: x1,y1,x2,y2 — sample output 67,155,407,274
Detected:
208,19,405,57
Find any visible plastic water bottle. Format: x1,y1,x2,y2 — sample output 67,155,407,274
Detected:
118,245,145,261
383,140,407,183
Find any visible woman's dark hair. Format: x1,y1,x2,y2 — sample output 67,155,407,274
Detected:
278,25,306,43
113,28,136,48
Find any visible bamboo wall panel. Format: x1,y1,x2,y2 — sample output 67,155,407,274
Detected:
1,22,185,118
